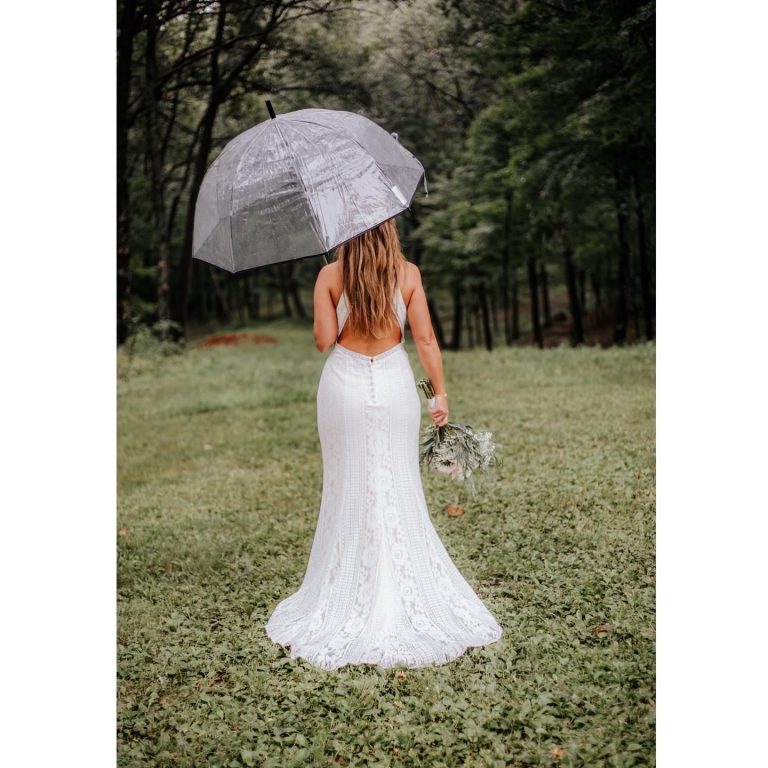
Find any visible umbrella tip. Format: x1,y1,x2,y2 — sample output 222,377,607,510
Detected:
265,100,276,119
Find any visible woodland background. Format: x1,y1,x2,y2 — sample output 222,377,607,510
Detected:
117,0,655,350
117,3,656,763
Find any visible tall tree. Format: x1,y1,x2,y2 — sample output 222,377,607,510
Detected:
117,0,138,343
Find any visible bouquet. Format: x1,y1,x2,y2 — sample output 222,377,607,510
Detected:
416,377,501,500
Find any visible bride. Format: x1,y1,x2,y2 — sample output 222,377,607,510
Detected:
265,217,502,670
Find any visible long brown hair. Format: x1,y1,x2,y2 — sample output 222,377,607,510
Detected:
335,217,406,339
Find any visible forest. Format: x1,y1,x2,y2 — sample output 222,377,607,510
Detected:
117,0,655,350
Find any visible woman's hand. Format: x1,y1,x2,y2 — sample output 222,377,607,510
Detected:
428,394,449,427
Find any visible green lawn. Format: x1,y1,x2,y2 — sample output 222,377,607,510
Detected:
117,322,655,768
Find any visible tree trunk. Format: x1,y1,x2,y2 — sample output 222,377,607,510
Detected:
240,276,249,327
143,0,172,338
578,268,587,317
177,2,282,333
209,266,230,323
591,268,602,313
165,124,203,323
116,0,137,343
501,188,514,344
511,272,519,340
227,277,237,327
563,243,585,346
278,263,293,318
289,264,307,319
188,261,205,329
230,275,247,328
632,165,654,340
478,285,493,351
632,287,642,341
451,282,462,351
527,254,543,348
200,273,210,319
408,209,423,268
613,168,631,345
178,98,221,334
465,298,475,349
247,272,260,320
539,258,552,328
489,287,499,335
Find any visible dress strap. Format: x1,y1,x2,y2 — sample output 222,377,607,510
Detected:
336,287,406,341
336,292,349,339
394,285,406,343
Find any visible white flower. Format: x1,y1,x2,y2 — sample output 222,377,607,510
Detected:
383,507,398,527
450,463,468,480
400,579,416,600
345,616,365,634
435,459,461,478
391,543,407,563
412,614,429,631
359,581,373,601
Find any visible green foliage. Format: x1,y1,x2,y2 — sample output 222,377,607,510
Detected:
409,0,655,328
120,0,653,342
121,321,186,366
118,324,655,766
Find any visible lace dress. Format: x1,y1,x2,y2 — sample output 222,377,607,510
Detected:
264,283,502,670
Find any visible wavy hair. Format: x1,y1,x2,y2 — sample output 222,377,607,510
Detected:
335,217,406,339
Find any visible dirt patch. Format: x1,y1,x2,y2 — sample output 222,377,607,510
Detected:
196,332,277,348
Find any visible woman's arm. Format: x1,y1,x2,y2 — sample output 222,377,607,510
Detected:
406,264,449,427
312,264,338,352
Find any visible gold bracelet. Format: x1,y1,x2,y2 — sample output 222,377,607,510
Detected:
435,392,448,397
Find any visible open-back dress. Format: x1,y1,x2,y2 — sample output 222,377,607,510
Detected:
264,281,502,670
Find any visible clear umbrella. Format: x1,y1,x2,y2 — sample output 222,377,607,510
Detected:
193,101,428,273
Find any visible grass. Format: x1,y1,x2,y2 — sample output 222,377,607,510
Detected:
117,320,655,768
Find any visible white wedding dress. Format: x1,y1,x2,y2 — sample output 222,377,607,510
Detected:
265,283,502,670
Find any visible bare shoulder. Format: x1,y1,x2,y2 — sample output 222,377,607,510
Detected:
316,261,343,305
319,261,337,277
401,261,421,286
406,261,422,284
401,261,423,307
316,261,338,285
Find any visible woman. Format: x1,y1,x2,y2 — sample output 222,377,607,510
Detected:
265,217,502,670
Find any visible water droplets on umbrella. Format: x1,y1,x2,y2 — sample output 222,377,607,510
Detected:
192,101,428,273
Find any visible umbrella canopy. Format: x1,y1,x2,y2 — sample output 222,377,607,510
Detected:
192,105,427,273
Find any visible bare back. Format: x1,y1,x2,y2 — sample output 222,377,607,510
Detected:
332,261,414,356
